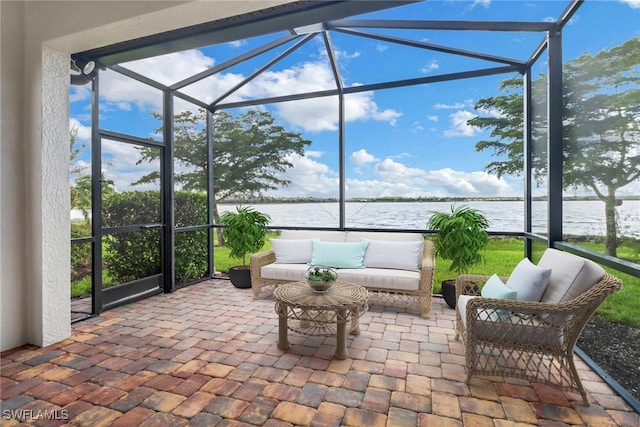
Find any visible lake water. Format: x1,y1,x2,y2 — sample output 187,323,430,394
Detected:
219,200,640,238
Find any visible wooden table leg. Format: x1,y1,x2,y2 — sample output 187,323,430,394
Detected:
276,302,290,351
335,308,348,360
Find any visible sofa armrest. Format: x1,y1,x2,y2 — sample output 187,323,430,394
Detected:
249,250,277,299
419,241,435,291
250,250,276,278
416,241,435,318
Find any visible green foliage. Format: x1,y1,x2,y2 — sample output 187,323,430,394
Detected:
306,267,338,282
71,221,92,282
102,190,161,285
219,206,271,266
103,190,210,285
132,109,311,239
468,37,640,257
173,191,210,284
428,204,490,276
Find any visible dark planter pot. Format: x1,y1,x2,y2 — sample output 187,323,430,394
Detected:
441,279,458,309
442,279,480,309
228,266,252,289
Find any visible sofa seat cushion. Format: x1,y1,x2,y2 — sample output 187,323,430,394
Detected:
458,295,563,347
337,268,420,291
260,264,420,292
261,263,309,282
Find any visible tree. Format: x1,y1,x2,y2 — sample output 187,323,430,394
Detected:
134,109,311,244
70,127,116,221
70,128,88,215
468,37,640,257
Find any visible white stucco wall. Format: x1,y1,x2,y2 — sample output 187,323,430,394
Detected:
1,0,292,351
1,0,28,350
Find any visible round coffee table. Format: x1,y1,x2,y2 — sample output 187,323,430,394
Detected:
274,281,368,359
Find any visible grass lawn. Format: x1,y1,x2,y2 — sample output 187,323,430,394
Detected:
215,235,639,328
73,233,638,328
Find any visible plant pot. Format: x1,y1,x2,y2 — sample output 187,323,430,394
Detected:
228,266,252,289
442,279,480,309
441,279,457,309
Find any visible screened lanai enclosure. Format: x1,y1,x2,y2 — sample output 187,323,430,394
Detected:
69,0,639,318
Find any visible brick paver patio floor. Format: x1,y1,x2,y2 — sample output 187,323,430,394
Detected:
2,279,638,426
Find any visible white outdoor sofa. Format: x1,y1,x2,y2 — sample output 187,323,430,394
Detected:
250,230,435,318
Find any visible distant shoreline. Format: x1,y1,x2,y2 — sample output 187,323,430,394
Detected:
219,195,640,204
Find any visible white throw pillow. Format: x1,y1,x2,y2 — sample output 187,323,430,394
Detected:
270,238,314,264
362,239,424,271
506,258,552,301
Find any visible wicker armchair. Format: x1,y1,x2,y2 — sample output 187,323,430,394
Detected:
455,255,623,406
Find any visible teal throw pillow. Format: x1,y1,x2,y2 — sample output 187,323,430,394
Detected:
481,274,517,300
310,240,369,269
481,274,517,321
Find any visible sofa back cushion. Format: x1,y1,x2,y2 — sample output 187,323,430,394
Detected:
270,238,314,264
310,240,369,269
361,239,424,271
347,231,423,242
538,248,605,304
280,230,346,242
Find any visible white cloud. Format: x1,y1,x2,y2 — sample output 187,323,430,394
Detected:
427,115,439,122
263,152,518,199
101,139,160,192
434,102,466,109
97,49,401,133
424,168,512,196
376,43,388,52
411,121,424,132
621,0,640,8
99,50,216,113
229,40,247,48
122,50,215,86
265,153,338,197
420,60,439,73
471,0,491,8
70,118,91,143
70,85,91,103
350,149,379,166
444,110,480,137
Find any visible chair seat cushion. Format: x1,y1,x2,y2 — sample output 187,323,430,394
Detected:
458,295,564,347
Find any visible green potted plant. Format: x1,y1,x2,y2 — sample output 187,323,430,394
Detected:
427,204,490,308
219,206,271,288
305,266,338,292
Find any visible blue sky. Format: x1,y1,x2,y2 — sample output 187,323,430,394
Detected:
70,0,640,200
